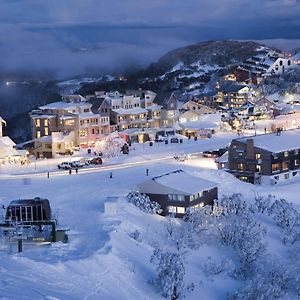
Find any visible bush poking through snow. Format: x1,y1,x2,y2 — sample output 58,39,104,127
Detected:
150,249,185,300
254,194,273,214
127,191,162,214
229,257,297,300
220,193,247,216
215,195,267,276
268,198,300,245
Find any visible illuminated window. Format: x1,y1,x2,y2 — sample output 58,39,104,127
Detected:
272,163,280,172
168,206,176,213
295,159,299,166
37,131,41,138
65,119,75,126
44,119,48,127
168,206,185,214
80,130,87,137
282,161,289,170
192,202,204,210
255,153,261,160
284,151,289,157
36,119,40,127
45,127,49,136
177,207,185,214
238,163,244,171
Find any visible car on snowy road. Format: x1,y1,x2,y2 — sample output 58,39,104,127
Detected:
88,157,103,165
57,162,73,170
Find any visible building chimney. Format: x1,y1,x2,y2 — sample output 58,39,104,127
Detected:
246,139,254,160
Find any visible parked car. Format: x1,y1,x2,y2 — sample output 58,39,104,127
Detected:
57,162,73,170
170,137,179,143
89,157,103,165
71,161,85,168
155,135,168,142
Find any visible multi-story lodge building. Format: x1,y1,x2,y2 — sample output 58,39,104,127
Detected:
30,96,111,156
236,48,295,84
88,90,162,130
216,83,250,109
228,129,300,184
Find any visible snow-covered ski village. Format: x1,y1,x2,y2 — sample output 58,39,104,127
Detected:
1,1,300,299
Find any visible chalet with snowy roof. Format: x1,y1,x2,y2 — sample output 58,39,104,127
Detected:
179,100,215,114
228,129,300,184
178,112,221,138
254,97,281,117
138,170,218,216
33,131,75,158
89,90,161,130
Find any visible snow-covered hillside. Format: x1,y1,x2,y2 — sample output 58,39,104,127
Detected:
1,134,300,299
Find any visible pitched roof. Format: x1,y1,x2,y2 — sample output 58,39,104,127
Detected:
154,92,176,108
219,83,248,93
138,170,217,195
0,136,16,147
88,97,106,113
235,129,300,153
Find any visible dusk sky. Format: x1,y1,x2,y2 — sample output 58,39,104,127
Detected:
1,0,300,77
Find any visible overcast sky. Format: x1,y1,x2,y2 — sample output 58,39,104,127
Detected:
0,0,300,77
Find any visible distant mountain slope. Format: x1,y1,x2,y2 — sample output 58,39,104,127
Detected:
147,40,263,75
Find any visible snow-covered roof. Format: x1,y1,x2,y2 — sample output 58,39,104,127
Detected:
179,113,221,130
112,108,148,115
35,132,74,143
35,135,52,143
39,101,90,111
0,116,6,124
263,57,278,66
138,170,217,195
0,136,16,148
146,104,162,111
236,129,300,153
59,115,77,120
31,114,56,119
74,112,99,119
216,151,228,163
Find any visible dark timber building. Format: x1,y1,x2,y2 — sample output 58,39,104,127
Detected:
137,170,218,216
228,129,300,184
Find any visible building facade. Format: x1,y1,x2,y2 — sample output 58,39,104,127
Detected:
138,170,218,217
228,130,300,184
